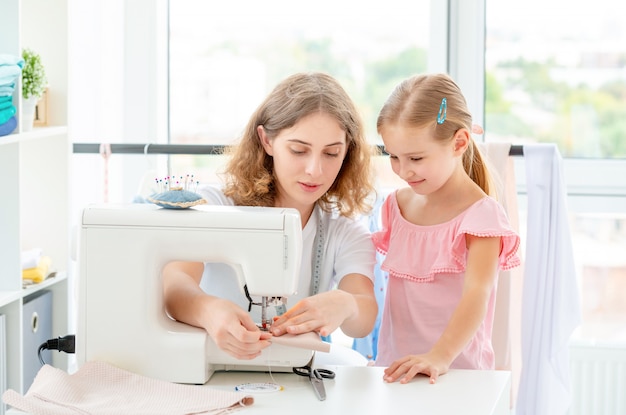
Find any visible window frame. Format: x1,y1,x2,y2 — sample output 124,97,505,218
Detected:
454,0,626,211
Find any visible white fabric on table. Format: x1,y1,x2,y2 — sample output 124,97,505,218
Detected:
3,361,253,415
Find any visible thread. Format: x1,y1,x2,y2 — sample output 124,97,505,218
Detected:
99,143,111,202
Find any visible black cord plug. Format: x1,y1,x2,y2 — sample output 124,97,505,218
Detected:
38,334,76,365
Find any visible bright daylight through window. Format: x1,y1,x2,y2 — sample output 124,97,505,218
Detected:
168,0,430,187
169,0,626,344
486,0,626,342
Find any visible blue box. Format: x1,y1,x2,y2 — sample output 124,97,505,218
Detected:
22,290,52,392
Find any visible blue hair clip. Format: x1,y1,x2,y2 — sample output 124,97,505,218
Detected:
437,97,447,124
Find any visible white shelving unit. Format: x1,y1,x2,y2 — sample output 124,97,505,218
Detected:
0,0,70,405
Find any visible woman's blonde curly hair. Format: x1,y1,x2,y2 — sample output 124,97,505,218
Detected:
221,72,376,218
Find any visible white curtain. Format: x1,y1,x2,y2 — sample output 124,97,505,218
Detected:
516,143,581,415
478,142,522,408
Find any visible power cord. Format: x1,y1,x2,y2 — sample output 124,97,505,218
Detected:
37,334,75,365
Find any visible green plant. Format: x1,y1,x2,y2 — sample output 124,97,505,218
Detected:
21,48,47,99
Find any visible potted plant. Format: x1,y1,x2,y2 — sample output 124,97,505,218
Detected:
21,48,47,131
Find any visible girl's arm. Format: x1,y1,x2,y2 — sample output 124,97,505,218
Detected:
383,234,501,384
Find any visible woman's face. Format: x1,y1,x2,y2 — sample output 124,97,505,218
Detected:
258,111,347,219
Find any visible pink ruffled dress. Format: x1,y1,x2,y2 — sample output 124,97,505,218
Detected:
373,191,520,369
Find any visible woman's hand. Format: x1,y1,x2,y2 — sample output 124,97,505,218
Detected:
382,351,451,384
202,297,272,360
270,289,354,337
270,273,377,338
163,261,271,360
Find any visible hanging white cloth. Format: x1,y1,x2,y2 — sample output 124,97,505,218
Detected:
516,144,581,415
477,142,519,372
478,142,523,409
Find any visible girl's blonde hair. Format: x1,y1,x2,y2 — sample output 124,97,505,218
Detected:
222,72,376,217
377,73,494,196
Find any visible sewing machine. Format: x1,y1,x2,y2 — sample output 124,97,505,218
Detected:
75,203,315,384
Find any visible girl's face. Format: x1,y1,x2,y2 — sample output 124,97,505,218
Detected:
259,111,347,219
381,124,467,195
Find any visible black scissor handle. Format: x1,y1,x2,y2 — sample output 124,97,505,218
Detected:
315,368,336,379
293,366,336,379
293,366,312,377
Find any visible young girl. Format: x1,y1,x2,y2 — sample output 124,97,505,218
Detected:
373,73,520,384
163,72,378,360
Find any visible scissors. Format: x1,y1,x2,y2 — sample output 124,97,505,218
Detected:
292,355,336,401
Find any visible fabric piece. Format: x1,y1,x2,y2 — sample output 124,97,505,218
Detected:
0,95,13,110
0,105,16,124
515,144,580,415
0,84,17,96
2,361,253,415
0,55,23,86
372,192,520,369
22,256,52,283
477,142,518,369
478,142,523,408
270,332,331,352
22,248,43,270
0,116,17,136
0,54,24,68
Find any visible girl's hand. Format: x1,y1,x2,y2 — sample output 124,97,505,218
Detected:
270,290,355,338
203,297,272,360
382,351,451,384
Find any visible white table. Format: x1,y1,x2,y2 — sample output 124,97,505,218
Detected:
207,366,511,414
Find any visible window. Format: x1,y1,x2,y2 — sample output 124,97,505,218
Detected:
485,0,626,159
485,0,626,341
71,0,625,344
168,0,432,185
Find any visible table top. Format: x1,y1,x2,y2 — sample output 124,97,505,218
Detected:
207,366,511,414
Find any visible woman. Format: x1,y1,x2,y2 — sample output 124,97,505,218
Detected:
163,72,378,360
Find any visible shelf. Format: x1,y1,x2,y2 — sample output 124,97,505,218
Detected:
0,272,67,309
22,271,68,298
0,292,22,309
0,0,69,401
0,126,69,147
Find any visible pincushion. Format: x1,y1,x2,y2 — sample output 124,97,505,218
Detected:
147,187,207,209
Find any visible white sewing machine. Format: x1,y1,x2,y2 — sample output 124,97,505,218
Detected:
76,203,315,384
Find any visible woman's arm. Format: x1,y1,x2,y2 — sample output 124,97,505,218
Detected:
162,261,271,359
162,261,210,326
336,273,378,337
270,273,377,338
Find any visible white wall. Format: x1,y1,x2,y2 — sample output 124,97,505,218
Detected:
68,0,168,222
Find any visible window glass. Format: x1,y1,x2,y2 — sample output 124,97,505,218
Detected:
486,0,626,340
168,0,430,184
485,0,626,159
